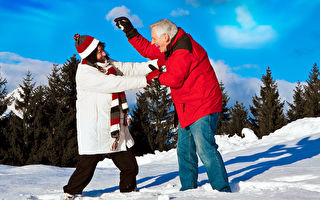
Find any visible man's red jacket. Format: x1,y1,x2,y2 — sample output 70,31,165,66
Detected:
129,28,222,129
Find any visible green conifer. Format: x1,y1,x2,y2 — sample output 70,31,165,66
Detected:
287,81,305,122
227,101,249,137
250,67,287,138
130,91,155,155
15,71,36,163
216,81,231,135
0,71,9,113
0,71,9,163
144,80,175,152
303,63,320,117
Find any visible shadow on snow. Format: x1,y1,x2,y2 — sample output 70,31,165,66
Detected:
226,136,320,191
83,135,320,196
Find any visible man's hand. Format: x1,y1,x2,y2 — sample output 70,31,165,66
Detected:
114,17,133,32
114,17,138,39
146,69,161,85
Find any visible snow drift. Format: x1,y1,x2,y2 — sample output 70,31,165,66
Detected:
0,117,320,200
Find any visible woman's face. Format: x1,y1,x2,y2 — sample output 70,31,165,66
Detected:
96,45,107,62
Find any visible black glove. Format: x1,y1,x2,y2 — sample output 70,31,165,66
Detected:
149,64,164,72
114,17,138,39
148,64,158,71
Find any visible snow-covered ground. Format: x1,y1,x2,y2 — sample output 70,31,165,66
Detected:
1,117,320,200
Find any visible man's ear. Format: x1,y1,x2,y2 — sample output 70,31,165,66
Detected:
164,33,170,43
161,33,169,42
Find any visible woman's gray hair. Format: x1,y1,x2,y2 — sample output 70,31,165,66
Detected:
149,19,178,40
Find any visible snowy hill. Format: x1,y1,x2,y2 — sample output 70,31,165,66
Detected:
1,118,320,200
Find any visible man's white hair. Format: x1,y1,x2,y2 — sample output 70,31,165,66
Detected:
149,19,178,40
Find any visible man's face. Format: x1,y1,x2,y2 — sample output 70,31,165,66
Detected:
151,27,170,53
96,45,106,62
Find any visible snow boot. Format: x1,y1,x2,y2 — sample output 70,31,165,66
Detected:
60,193,74,200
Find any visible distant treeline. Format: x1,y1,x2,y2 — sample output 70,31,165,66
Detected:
0,55,319,167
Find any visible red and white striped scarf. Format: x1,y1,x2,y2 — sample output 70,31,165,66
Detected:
82,60,129,151
104,66,129,151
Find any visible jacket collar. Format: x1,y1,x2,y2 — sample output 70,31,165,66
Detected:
165,28,186,59
81,59,115,74
81,59,110,68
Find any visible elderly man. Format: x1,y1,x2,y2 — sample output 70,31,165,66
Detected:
114,17,231,192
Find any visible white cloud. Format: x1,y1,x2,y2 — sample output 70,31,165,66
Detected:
277,79,298,107
215,6,277,49
0,52,54,92
186,0,231,7
106,6,143,28
236,6,256,29
210,59,296,111
211,59,260,106
232,63,260,71
186,0,200,7
170,8,190,17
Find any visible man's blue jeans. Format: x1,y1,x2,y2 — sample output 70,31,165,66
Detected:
177,113,231,192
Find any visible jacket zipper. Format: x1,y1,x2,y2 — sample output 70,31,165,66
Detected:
183,104,185,112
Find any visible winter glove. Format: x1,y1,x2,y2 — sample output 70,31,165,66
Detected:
146,69,161,86
149,64,164,72
148,64,158,71
114,17,138,39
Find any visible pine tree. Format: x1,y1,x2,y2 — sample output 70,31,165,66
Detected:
1,72,35,165
14,71,36,163
46,64,64,122
44,64,64,165
0,71,9,114
42,56,79,166
249,67,287,138
2,113,24,165
1,56,78,166
15,71,35,114
130,91,155,155
303,63,320,117
144,80,175,152
26,85,50,164
59,56,78,166
131,79,175,153
0,72,9,163
287,81,305,122
216,81,231,135
227,101,249,138
0,117,9,163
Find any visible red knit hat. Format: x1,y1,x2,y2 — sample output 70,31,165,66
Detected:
73,33,100,59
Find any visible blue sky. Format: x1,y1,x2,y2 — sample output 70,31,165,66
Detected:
1,0,320,108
